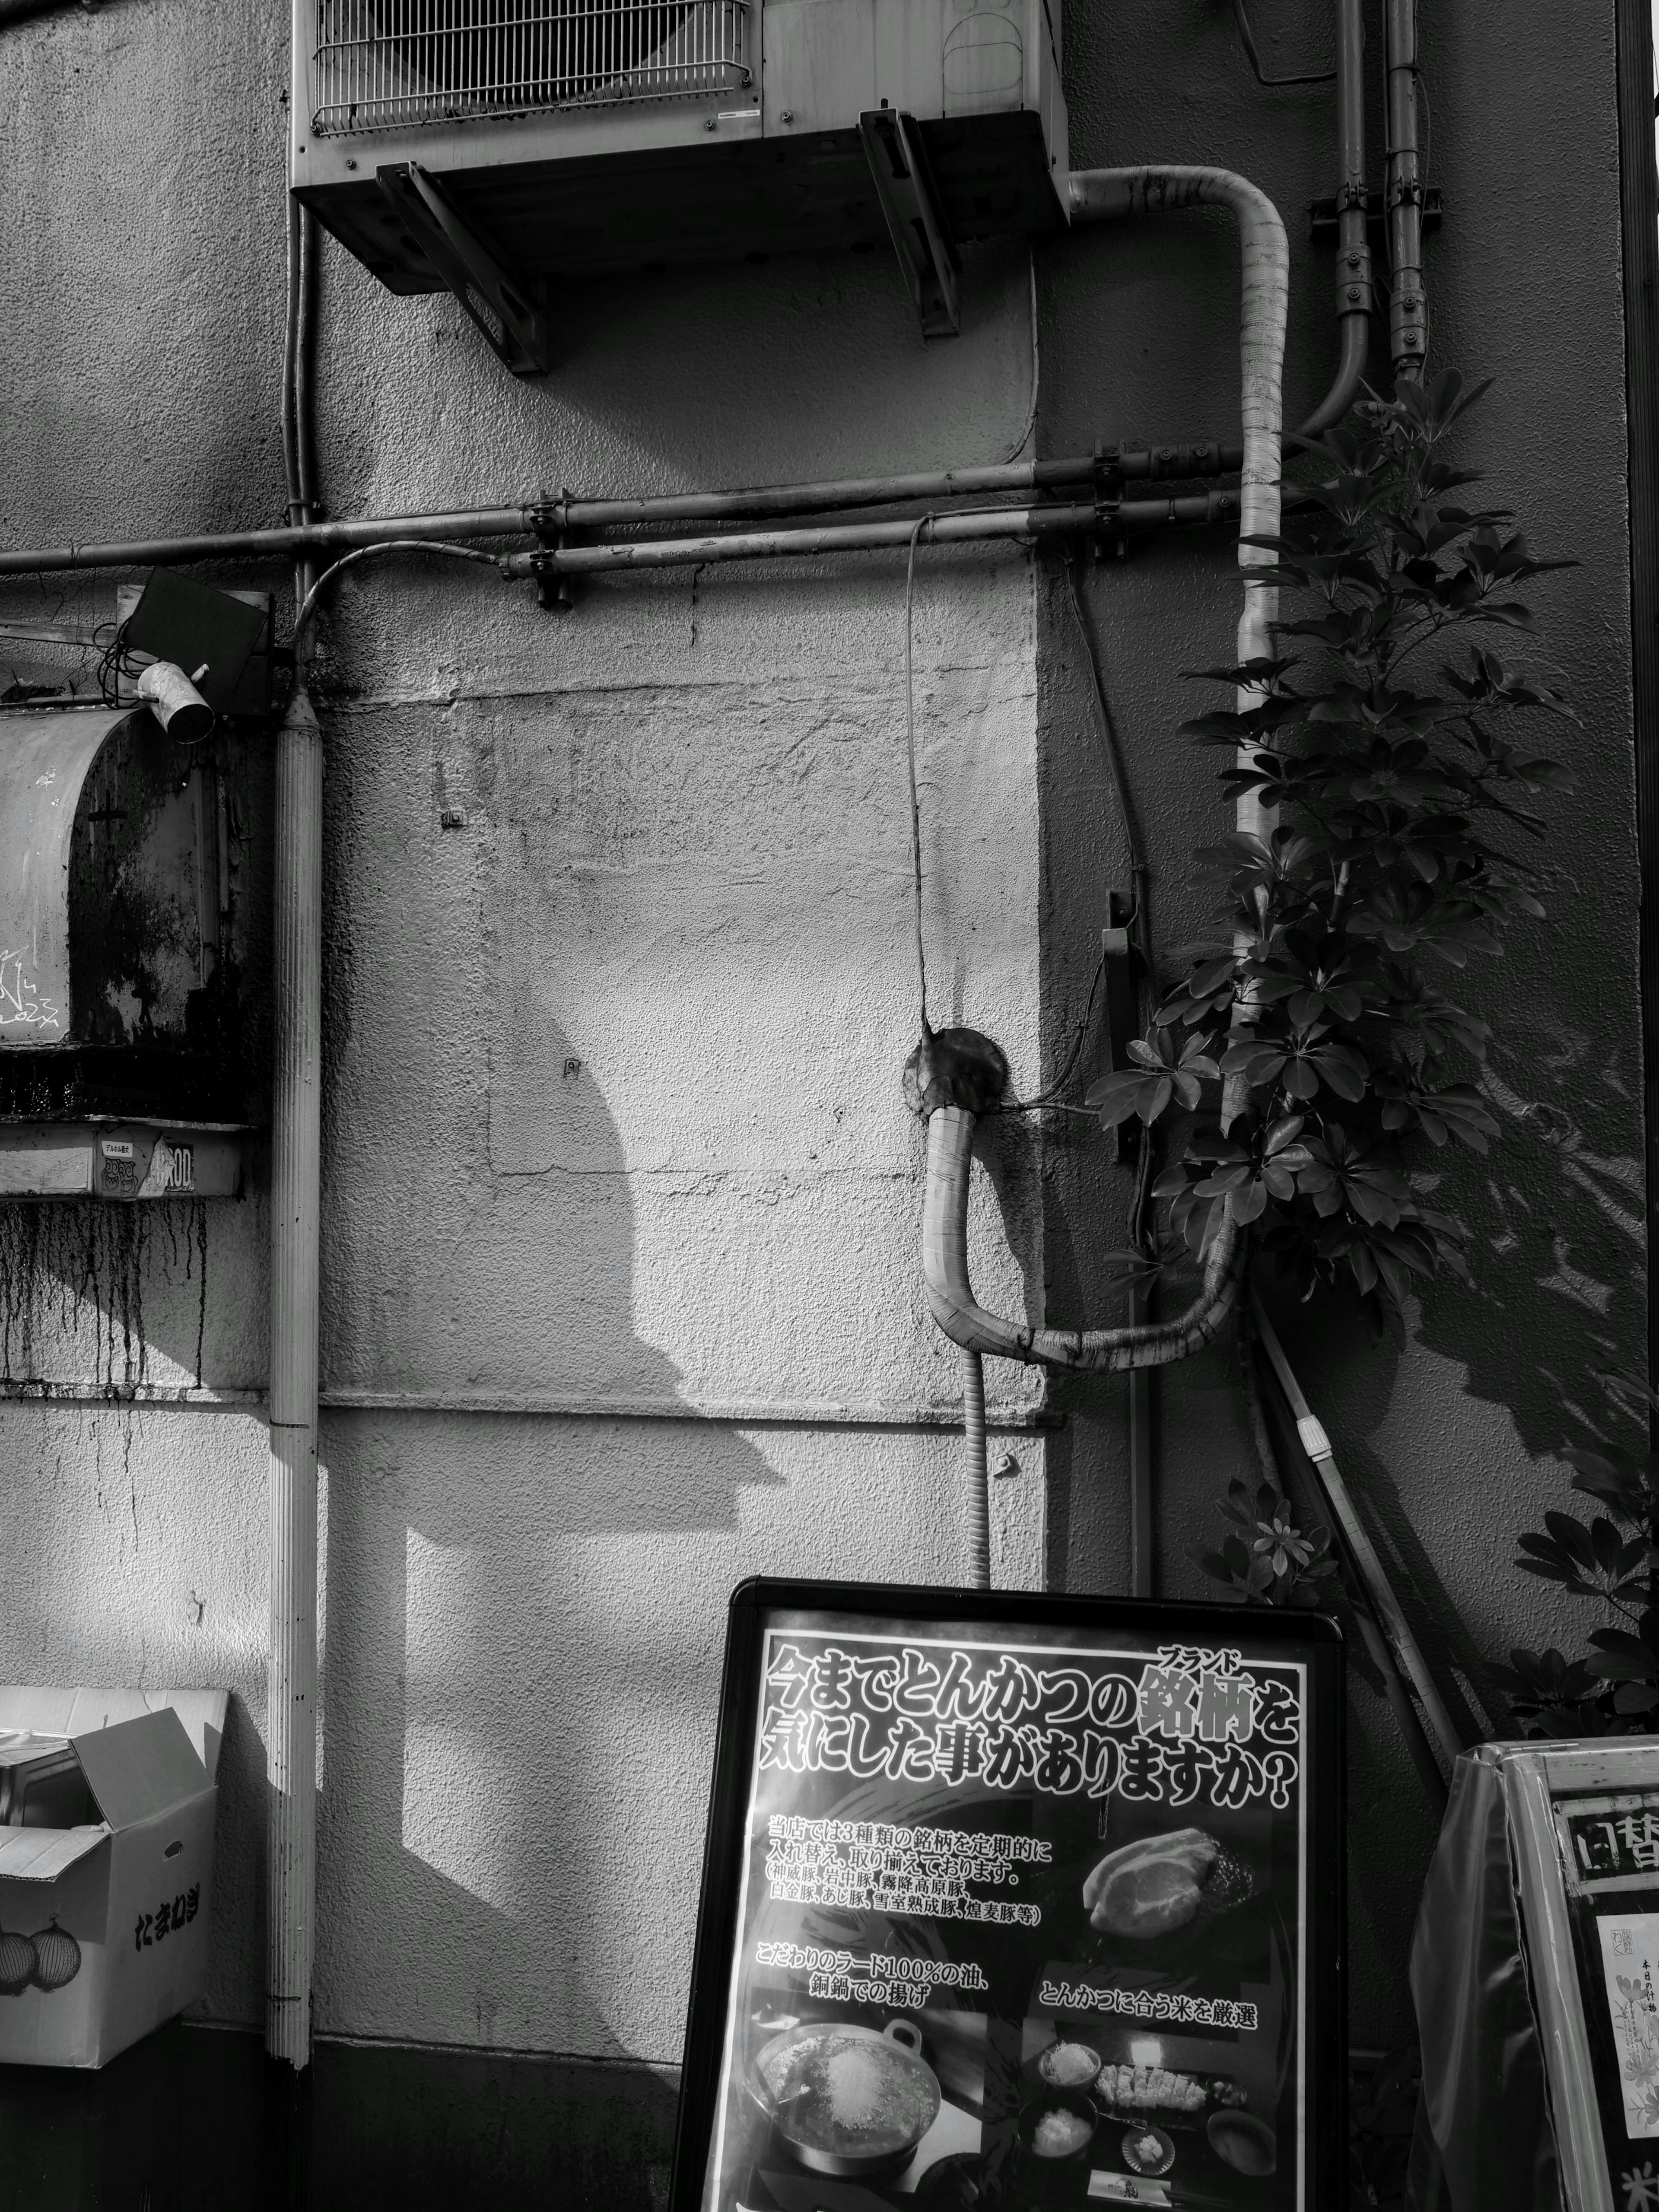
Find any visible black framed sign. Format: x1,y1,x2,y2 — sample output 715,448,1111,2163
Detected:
671,1580,1344,2212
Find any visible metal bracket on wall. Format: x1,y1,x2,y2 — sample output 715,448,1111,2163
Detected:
375,161,550,377
858,111,960,340
1309,184,1443,243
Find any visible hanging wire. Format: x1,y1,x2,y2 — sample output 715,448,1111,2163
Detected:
904,514,936,1030
995,250,1041,467
292,539,502,658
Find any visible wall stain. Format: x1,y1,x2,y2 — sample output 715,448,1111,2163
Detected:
0,1198,210,1392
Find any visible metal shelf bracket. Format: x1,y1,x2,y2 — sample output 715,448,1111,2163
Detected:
375,161,550,377
858,110,961,340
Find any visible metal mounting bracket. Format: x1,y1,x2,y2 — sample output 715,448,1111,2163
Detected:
376,161,550,377
858,111,960,340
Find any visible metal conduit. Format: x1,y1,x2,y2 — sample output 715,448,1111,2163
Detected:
0,450,1257,579
1385,0,1427,377
498,494,1246,579
1302,0,1372,434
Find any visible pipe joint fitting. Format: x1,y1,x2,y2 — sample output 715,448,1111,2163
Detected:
1335,239,1374,312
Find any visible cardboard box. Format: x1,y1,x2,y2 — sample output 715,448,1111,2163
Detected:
0,1687,227,2069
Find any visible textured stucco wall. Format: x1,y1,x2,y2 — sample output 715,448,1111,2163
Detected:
0,0,1051,2064
0,0,1646,2069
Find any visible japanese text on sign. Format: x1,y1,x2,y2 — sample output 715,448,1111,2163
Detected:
759,1640,1300,1812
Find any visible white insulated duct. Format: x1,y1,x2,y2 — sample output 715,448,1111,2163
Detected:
919,167,1290,1372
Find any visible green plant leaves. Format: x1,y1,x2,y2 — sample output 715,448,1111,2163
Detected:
1138,375,1569,1332
1189,1478,1342,1608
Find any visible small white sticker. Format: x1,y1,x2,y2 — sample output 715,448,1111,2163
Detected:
100,1139,135,1160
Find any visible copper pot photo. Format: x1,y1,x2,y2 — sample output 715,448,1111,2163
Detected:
748,2018,942,2178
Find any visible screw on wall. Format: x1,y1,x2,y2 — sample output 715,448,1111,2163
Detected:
993,1452,1020,1479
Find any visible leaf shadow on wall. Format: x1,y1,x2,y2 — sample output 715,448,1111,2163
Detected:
1262,1016,1648,1748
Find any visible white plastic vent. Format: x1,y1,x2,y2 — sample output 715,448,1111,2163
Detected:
311,0,750,134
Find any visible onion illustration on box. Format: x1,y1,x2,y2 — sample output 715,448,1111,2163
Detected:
703,1618,1311,2212
0,1920,82,1996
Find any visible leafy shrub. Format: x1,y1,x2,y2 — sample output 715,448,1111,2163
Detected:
1088,374,1573,1332
1496,1378,1659,1736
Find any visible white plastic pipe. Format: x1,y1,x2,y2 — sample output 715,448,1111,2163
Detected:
920,167,1289,1372
267,680,322,2068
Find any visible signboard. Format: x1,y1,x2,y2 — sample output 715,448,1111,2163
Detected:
1495,1742,1659,2212
671,1581,1344,2212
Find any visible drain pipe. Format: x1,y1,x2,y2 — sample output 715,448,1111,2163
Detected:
267,197,323,2072
1385,0,1427,378
913,167,1286,1373
1302,0,1372,435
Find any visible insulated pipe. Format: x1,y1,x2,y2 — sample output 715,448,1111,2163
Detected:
1384,0,1427,378
1300,0,1372,436
925,1109,1245,1370
915,166,1287,1378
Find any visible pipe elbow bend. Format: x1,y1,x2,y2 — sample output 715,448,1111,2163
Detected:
920,1106,1246,1375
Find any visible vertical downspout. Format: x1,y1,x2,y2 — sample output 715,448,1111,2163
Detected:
1613,0,1659,1425
1300,0,1372,435
268,194,323,2071
1384,0,1427,378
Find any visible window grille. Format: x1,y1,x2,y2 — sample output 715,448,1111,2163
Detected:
312,0,751,134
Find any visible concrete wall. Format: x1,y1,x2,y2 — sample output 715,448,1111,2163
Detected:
0,0,1645,2085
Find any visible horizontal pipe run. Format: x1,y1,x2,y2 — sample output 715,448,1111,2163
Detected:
0,507,531,578
0,1378,1058,1429
0,448,1247,579
503,492,1245,578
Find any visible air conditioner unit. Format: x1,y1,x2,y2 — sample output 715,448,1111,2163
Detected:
290,0,1068,371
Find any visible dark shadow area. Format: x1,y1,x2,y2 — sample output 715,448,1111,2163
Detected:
0,2020,679,2212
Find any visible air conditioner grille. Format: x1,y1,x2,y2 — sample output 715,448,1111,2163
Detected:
312,0,751,135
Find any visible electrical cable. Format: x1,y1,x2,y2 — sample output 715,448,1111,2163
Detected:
995,251,1041,467
1228,0,1335,86
903,515,936,1030
292,539,501,657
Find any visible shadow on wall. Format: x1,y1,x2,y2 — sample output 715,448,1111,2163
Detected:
318,1005,782,2057
1260,1009,1646,1746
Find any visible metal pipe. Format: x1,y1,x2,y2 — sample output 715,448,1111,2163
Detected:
266,683,323,2071
1299,0,1372,435
267,193,324,2076
1384,0,1427,378
0,450,1260,582
501,493,1246,580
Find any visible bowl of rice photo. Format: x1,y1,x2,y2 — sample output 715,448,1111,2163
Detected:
1036,2040,1101,2091
1017,2089,1099,2167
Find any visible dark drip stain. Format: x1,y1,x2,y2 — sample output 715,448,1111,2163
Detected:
0,1200,211,1396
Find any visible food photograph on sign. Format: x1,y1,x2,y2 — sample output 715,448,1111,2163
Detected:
694,1607,1318,2212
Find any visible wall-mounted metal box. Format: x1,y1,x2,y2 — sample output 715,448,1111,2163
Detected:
0,706,254,1199
291,0,1068,365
